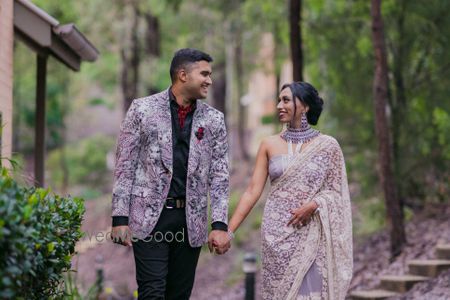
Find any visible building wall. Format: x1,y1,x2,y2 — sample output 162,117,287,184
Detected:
0,0,14,167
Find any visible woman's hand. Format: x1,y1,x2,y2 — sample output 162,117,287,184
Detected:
287,201,318,229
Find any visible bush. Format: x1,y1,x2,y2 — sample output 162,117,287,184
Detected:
0,168,85,299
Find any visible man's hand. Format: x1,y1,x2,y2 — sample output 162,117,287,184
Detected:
208,230,231,255
111,225,132,247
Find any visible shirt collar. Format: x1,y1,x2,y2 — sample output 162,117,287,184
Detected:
169,87,197,111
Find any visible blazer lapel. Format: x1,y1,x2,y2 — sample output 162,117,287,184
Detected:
157,89,173,173
188,100,205,176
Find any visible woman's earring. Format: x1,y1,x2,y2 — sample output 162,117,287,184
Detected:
301,112,308,129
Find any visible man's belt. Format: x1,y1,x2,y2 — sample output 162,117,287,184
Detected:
165,197,186,209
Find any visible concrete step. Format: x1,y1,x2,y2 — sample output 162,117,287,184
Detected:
349,289,399,300
436,244,450,260
408,259,450,277
379,274,429,293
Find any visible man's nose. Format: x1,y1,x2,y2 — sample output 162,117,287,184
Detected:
206,76,212,85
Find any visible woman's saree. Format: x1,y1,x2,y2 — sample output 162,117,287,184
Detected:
261,135,353,300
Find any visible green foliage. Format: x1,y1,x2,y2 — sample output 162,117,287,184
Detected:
382,0,450,205
353,197,386,237
47,135,115,190
88,98,114,109
61,270,101,300
241,0,289,74
260,114,276,125
0,168,85,299
31,0,78,24
227,190,263,247
13,42,72,153
304,0,450,207
432,108,450,159
304,0,377,199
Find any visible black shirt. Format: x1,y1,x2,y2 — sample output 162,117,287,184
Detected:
167,91,195,198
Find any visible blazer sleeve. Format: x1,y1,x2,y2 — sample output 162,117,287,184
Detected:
111,100,142,218
208,112,230,225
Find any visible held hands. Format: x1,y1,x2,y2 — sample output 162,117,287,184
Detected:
208,230,231,255
111,225,133,247
287,201,319,229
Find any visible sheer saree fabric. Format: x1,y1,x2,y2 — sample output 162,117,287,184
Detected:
261,135,353,300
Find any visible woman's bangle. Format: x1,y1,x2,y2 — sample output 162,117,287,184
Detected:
312,200,320,214
227,230,235,240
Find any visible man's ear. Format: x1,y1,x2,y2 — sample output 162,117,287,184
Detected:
178,69,188,83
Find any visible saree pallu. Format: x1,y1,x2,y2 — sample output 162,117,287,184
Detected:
261,135,353,300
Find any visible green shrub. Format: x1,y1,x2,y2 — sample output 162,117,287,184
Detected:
0,168,85,299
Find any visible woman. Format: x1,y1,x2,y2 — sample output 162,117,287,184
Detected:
227,82,353,299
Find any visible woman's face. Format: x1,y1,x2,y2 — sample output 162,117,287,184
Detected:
277,87,308,126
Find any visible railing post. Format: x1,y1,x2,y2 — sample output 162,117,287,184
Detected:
95,254,104,298
243,252,257,300
34,54,47,187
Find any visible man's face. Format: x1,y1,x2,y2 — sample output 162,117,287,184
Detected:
183,60,212,100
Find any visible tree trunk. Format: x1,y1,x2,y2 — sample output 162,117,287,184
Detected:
144,12,160,57
143,10,161,96
289,0,303,82
235,23,250,161
121,5,140,113
224,20,235,127
273,24,283,132
391,0,411,210
371,0,406,258
224,20,235,167
211,62,227,115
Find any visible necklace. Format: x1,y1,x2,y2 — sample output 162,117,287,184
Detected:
280,113,320,144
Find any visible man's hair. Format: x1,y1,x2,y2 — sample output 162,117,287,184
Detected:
170,48,213,82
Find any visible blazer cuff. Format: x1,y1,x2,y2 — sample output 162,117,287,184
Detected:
112,216,129,227
211,221,228,231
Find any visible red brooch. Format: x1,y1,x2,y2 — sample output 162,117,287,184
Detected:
195,127,205,141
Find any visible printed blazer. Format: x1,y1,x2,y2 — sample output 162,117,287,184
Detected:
111,89,230,247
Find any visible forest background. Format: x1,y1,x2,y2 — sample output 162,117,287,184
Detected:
9,0,450,297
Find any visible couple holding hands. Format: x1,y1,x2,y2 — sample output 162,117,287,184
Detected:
111,48,353,300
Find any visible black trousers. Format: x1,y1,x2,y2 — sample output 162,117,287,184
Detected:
132,207,201,300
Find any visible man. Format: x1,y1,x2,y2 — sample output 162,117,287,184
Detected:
111,48,232,299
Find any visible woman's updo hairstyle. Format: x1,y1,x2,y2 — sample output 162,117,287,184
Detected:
281,81,324,125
